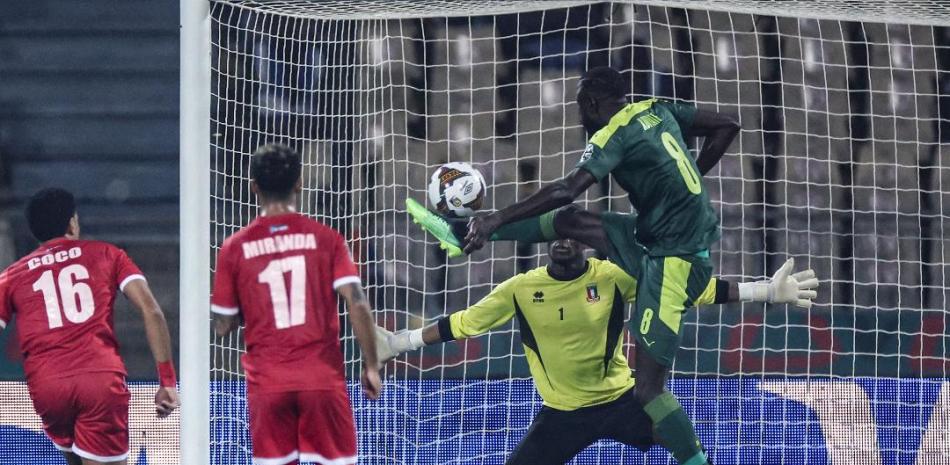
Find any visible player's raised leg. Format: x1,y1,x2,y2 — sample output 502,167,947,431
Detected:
405,197,466,257
406,198,612,258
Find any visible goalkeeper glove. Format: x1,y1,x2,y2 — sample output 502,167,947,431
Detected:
375,326,426,363
738,258,819,308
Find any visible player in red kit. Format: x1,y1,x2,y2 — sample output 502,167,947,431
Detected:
211,144,382,465
0,188,179,465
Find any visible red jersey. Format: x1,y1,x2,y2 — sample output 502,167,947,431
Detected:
211,213,360,393
0,238,144,383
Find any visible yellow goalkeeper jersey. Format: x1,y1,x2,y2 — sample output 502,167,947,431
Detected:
448,257,717,411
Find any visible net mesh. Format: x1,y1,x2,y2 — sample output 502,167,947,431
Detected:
214,0,950,26
209,1,950,464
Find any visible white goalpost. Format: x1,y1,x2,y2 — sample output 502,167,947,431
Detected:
180,0,211,464
182,1,950,464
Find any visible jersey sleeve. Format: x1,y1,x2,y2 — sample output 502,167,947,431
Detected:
331,233,360,290
448,276,519,339
602,261,638,303
576,133,626,182
694,277,719,306
113,247,146,292
0,273,11,329
656,99,698,132
210,243,240,316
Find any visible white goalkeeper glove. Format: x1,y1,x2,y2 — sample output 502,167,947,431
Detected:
738,258,819,309
374,326,426,363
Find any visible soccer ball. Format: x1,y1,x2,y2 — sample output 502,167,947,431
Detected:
427,162,487,217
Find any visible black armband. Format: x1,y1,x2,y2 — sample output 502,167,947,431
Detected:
714,278,730,304
437,316,456,343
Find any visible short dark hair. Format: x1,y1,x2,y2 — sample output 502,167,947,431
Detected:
26,188,76,242
578,66,627,101
251,144,302,199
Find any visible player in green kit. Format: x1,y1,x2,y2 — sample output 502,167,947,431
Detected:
375,239,817,464
406,66,751,465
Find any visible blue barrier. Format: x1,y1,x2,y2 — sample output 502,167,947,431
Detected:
1,378,946,464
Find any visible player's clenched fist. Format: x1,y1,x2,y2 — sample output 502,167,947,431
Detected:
361,366,382,400
155,387,180,418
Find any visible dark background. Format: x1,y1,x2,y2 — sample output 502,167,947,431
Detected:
0,0,179,380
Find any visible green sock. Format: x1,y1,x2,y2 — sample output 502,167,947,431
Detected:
489,210,560,243
644,392,709,465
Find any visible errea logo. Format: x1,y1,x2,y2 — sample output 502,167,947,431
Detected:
533,291,544,303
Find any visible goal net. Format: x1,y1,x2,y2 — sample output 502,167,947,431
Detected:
206,1,950,464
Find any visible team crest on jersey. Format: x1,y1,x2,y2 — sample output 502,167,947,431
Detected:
580,143,594,162
585,284,600,303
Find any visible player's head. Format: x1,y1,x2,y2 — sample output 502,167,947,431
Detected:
26,188,79,242
548,239,585,266
251,143,302,202
576,66,628,134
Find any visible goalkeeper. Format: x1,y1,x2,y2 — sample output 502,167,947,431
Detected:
378,239,817,464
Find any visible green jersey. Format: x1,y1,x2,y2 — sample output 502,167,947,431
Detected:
577,99,720,256
445,258,718,411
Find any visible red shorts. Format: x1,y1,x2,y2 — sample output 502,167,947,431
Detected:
248,388,357,465
28,372,130,462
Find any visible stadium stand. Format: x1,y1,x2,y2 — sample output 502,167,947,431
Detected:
0,0,179,379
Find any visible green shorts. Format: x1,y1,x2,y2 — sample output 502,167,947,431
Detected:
601,212,713,367
601,212,647,279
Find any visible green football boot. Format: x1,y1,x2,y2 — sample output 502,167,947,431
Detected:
405,198,464,258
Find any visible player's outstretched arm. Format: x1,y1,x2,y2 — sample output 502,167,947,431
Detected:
376,279,518,362
465,168,597,253
374,323,444,363
123,279,180,418
689,109,740,175
338,283,382,400
698,258,819,309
